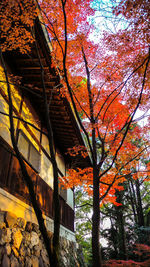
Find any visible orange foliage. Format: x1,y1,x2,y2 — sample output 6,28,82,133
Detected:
104,243,150,266
67,145,89,158
0,0,38,53
40,0,95,72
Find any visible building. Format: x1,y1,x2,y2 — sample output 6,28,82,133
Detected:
0,18,89,242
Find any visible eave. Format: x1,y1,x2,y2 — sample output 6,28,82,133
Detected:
3,18,91,168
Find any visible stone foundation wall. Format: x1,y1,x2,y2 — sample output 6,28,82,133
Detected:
0,211,85,267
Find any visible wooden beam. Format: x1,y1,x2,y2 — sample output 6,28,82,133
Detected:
52,121,73,128
16,58,47,65
53,127,74,132
19,66,49,70
33,81,56,86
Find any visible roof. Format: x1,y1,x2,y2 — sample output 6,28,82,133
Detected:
3,18,91,168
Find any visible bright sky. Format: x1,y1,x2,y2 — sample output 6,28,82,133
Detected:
89,0,128,42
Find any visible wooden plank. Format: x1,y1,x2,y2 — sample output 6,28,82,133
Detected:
19,66,49,70
33,81,56,86
52,121,73,127
21,74,56,79
16,58,47,65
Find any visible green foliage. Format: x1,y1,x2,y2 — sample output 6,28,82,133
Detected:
75,187,93,266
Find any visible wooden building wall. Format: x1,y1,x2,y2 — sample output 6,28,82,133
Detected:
0,64,74,232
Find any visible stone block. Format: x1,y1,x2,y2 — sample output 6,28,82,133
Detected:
25,256,32,267
0,222,6,229
2,254,10,267
0,228,11,245
5,212,17,228
10,255,19,267
33,244,41,257
16,217,26,229
41,249,49,265
30,231,39,248
12,228,23,249
22,231,31,247
31,256,39,267
20,245,27,257
26,247,31,257
0,211,6,224
25,221,33,232
38,239,43,251
32,223,39,233
5,243,11,255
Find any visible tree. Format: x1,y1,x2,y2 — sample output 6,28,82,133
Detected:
1,0,149,266
99,153,150,262
39,1,150,266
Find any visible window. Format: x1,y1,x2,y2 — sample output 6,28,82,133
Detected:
18,130,41,172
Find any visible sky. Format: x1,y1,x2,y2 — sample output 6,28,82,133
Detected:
89,0,128,42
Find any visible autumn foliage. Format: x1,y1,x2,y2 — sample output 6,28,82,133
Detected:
0,0,149,265
103,243,150,266
0,0,38,53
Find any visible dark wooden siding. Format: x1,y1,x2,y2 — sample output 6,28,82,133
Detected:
0,137,74,232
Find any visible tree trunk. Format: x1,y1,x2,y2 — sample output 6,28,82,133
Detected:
34,34,60,266
92,167,102,267
135,179,144,227
128,180,138,225
117,210,127,259
110,218,118,258
115,191,127,260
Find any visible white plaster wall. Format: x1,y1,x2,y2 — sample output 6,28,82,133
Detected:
39,151,53,188
67,189,74,209
20,99,41,151
56,149,65,176
41,131,50,154
56,151,74,209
